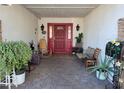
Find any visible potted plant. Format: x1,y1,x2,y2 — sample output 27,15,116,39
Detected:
11,41,32,85
75,33,83,47
88,40,122,80
0,41,17,89
0,41,16,80
0,41,32,86
87,56,115,80
0,42,7,81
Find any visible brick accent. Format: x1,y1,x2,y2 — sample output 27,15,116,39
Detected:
118,18,124,41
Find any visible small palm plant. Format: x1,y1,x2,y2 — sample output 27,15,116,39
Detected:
87,56,115,80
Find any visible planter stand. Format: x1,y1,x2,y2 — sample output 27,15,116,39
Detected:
0,72,12,89
0,68,18,89
12,68,18,87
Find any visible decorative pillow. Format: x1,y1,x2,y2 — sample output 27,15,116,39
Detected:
88,48,95,58
85,47,91,54
85,47,95,58
83,54,90,59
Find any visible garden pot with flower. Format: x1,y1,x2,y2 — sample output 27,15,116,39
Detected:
87,56,115,80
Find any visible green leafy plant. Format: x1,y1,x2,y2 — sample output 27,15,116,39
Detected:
87,57,115,78
0,42,6,80
5,42,16,74
0,41,16,80
88,40,122,80
87,56,115,78
75,33,83,43
11,41,32,73
106,40,121,59
0,41,32,80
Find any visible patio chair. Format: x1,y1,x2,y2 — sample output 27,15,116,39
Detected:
84,48,101,68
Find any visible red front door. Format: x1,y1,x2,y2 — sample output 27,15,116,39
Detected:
48,23,73,54
54,25,66,53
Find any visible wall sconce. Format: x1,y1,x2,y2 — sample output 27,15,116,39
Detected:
76,24,80,31
40,24,46,34
41,24,44,31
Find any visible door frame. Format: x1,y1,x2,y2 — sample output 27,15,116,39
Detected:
47,23,73,54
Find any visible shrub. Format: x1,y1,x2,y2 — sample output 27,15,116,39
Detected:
12,41,32,72
0,41,32,80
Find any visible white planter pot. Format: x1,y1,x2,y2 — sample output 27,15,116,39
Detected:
96,70,106,80
13,72,25,85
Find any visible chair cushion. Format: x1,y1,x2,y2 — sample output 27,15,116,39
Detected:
76,53,90,59
76,47,95,59
76,53,83,59
89,48,95,58
83,54,90,59
85,47,91,54
85,47,95,58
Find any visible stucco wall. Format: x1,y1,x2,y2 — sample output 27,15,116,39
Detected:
0,5,38,47
84,4,124,58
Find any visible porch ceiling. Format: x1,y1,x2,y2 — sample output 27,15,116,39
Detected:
22,4,100,18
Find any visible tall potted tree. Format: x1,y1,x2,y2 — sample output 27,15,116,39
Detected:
0,41,32,86
11,41,32,85
0,41,17,88
0,41,16,80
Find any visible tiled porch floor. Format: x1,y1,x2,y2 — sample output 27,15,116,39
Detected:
0,55,109,89
12,55,108,89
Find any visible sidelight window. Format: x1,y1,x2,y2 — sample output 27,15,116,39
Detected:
68,26,71,39
49,26,53,38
